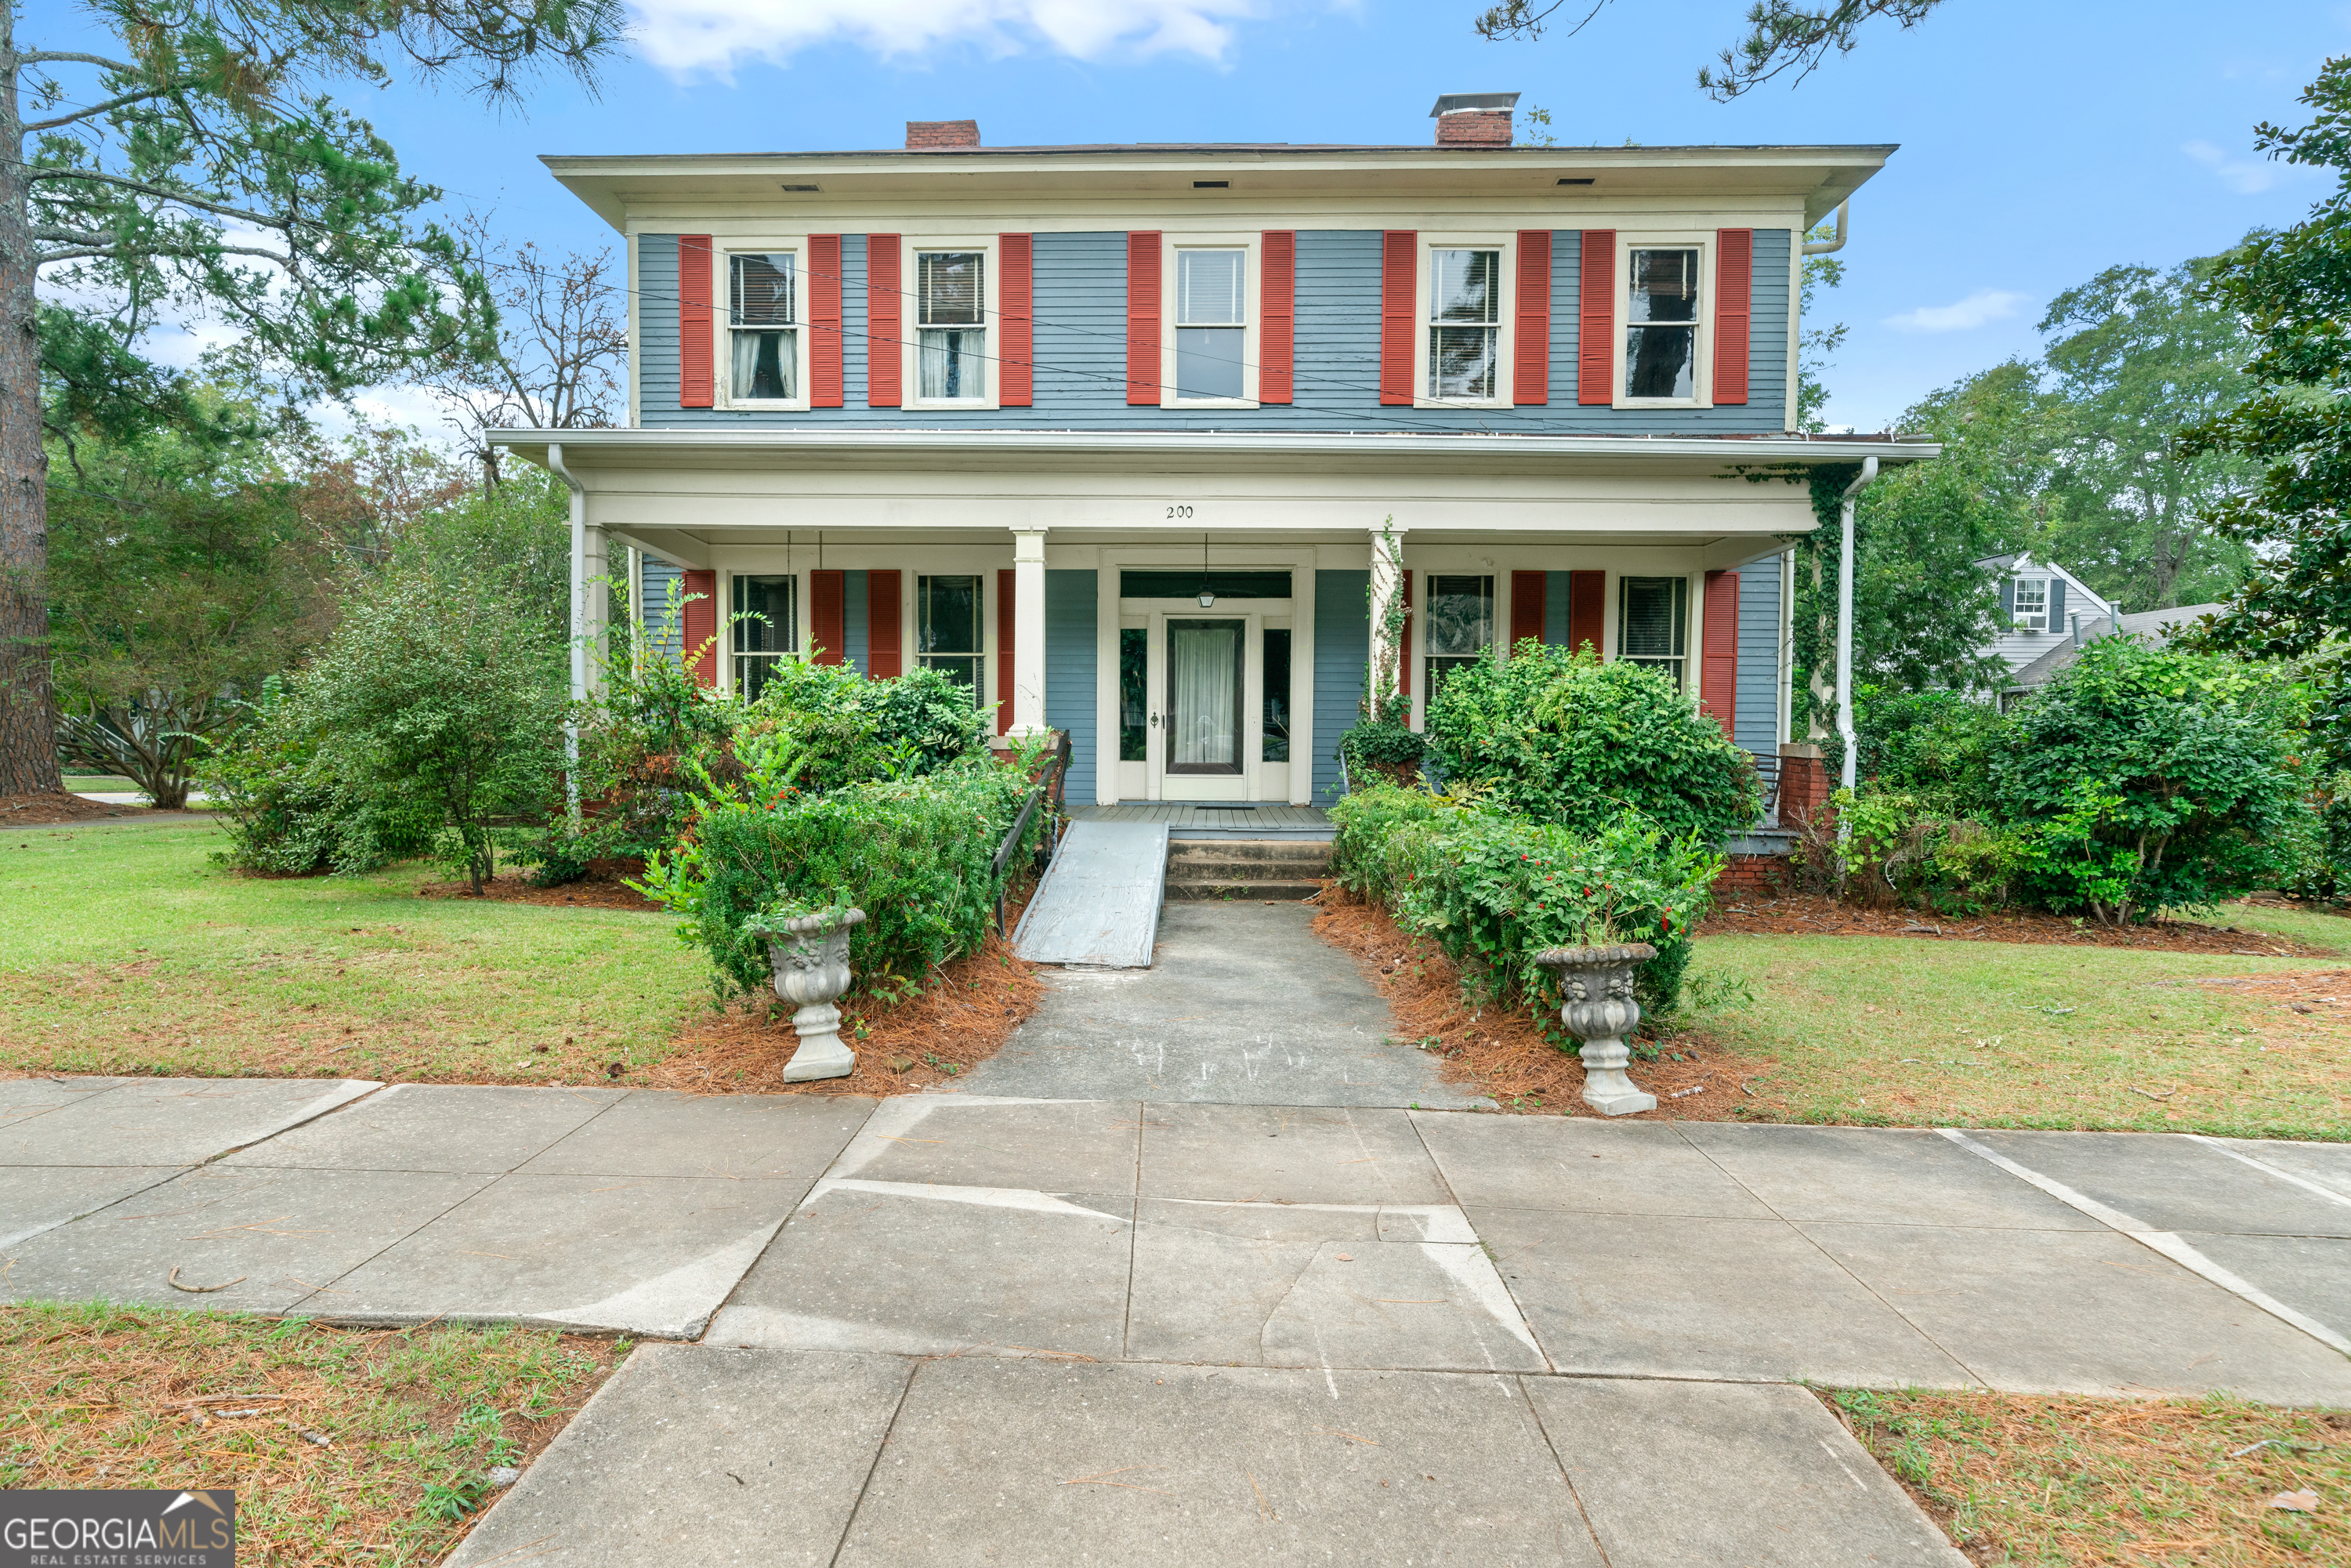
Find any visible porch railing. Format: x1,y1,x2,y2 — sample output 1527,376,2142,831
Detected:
994,728,1074,936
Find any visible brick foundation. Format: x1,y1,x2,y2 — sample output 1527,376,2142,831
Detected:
1712,854,1786,900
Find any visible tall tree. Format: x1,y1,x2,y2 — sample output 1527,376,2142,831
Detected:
2,0,618,795
2037,260,2253,612
1475,0,1947,99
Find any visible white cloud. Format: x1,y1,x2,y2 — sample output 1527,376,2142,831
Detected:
628,0,1259,76
1882,288,2030,334
2183,139,2283,194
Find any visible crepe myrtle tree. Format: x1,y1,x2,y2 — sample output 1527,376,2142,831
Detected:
0,0,619,797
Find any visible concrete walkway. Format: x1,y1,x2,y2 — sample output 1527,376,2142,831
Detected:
7,1077,2349,1563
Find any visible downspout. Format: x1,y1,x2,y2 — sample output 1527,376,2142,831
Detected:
1836,455,1878,808
1802,202,1849,256
547,442,587,819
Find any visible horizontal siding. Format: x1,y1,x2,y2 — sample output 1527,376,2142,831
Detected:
1734,554,1781,757
842,567,868,673
1543,569,1573,648
1313,570,1371,803
636,228,1792,436
1045,569,1098,804
638,558,685,661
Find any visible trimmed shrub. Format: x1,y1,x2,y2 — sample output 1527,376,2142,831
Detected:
1855,686,2005,813
1422,643,1762,845
197,676,434,876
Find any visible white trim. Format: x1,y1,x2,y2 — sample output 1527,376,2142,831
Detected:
1159,232,1261,409
1411,232,1517,411
1614,230,1715,410
626,230,642,429
713,241,811,413
903,236,1002,413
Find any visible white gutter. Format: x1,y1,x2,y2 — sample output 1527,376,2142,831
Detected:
1836,456,1878,803
546,442,587,817
1802,201,1849,255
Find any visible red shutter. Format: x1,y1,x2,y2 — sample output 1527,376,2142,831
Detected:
999,232,1034,407
678,236,714,408
867,234,901,407
1713,228,1752,406
1702,569,1740,734
996,568,1016,733
1578,230,1615,405
1509,571,1546,652
681,570,717,687
810,571,846,666
1398,570,1413,697
1380,231,1416,406
1126,231,1161,404
809,234,843,407
1567,569,1606,655
866,570,902,678
1514,230,1551,405
1261,230,1295,404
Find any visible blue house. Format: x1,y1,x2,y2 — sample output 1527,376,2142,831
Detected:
495,96,1934,811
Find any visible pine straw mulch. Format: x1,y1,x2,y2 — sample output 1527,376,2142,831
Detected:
0,1302,629,1566
0,790,168,825
633,927,1047,1099
1701,893,2324,957
1308,890,1777,1118
1824,1386,2350,1566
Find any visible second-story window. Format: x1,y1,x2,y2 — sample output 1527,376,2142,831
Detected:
2012,577,2049,631
730,252,797,400
1176,248,1246,400
918,251,986,400
1625,248,1700,400
1429,248,1501,400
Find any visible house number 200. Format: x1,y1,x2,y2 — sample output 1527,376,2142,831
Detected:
1166,505,1194,519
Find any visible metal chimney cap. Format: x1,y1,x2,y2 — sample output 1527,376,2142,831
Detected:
1429,92,1521,117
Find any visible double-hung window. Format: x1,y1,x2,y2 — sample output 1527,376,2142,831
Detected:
1619,577,1689,688
917,251,987,400
731,575,799,701
1429,248,1501,400
1624,248,1701,400
1174,248,1247,400
2012,578,2049,631
1425,575,1494,693
918,574,984,701
729,252,798,401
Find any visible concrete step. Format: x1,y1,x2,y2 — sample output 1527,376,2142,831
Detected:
1163,877,1329,902
1167,839,1332,875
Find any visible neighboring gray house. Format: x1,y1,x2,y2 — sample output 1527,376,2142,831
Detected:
1976,552,2220,707
2005,603,2225,701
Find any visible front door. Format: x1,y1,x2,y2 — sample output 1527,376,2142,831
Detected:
1114,595,1295,804
1163,617,1245,799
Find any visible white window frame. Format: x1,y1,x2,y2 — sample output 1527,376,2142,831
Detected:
1414,233,1516,411
715,243,810,412
2012,577,2049,632
903,237,1001,411
1160,234,1260,408
1614,231,1715,410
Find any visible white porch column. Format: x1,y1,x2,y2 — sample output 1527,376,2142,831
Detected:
1367,522,1407,720
1009,527,1050,737
581,523,610,694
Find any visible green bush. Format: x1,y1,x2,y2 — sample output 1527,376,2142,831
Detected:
1422,643,1762,845
639,759,1044,998
1336,715,1427,784
1330,782,1721,1023
1855,686,2005,813
1991,638,2310,923
197,676,434,875
1798,787,2023,912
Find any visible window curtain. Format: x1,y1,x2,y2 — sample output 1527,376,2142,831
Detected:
1169,621,1239,766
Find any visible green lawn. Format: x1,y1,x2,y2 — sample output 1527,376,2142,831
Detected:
1688,901,2351,1140
0,819,708,1083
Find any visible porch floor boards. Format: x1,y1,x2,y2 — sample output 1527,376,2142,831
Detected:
1070,803,1334,840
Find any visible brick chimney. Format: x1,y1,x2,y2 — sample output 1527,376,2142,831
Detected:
1429,92,1518,147
906,120,980,150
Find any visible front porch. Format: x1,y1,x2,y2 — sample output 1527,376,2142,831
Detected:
1070,802,1335,840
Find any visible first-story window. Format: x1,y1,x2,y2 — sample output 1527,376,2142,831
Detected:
1175,248,1247,400
1429,248,1501,400
1425,574,1494,693
918,574,984,701
730,252,798,400
1625,247,1700,400
2012,577,2049,631
1262,627,1291,761
732,574,799,701
1619,576,1689,686
918,251,986,400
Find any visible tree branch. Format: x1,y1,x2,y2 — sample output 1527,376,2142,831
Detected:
39,241,294,267
25,168,301,233
15,51,143,73
23,82,186,135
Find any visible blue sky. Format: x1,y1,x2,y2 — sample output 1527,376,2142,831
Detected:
29,0,2351,431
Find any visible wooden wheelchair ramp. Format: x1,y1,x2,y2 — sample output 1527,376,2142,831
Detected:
1011,820,1169,969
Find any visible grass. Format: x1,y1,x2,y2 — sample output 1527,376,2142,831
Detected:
1825,1387,2349,1565
1683,901,2351,1140
0,819,708,1084
0,1302,626,1566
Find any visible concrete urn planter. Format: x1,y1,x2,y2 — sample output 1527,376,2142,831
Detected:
1533,943,1658,1117
766,907,867,1082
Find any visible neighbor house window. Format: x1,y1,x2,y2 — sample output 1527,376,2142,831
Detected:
1429,248,1501,400
918,251,986,400
1619,576,1689,686
729,252,798,400
1175,248,1247,400
1425,575,1494,693
1262,628,1291,761
1625,248,1700,400
731,574,798,701
918,574,984,701
2012,577,2049,631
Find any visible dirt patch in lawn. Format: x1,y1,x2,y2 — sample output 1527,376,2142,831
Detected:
1701,893,2324,957
414,869,662,912
1823,1385,2349,1566
0,790,164,825
1310,891,1777,1119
